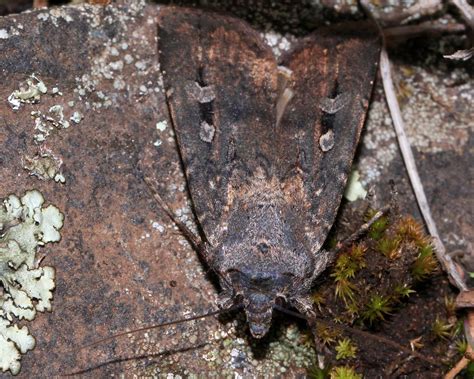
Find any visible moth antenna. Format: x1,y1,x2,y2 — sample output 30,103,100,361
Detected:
79,305,241,351
142,175,202,250
273,304,308,320
65,342,208,376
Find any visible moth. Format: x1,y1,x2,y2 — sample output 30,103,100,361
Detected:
154,7,382,339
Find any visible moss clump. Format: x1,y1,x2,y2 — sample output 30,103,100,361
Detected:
361,294,393,325
335,338,357,360
307,365,361,379
367,212,389,240
431,317,453,340
329,366,362,379
319,212,437,326
309,210,439,372
331,244,366,304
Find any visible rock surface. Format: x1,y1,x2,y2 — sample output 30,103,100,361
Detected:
0,2,472,377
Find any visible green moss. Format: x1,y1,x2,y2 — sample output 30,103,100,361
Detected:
307,365,330,379
329,366,362,379
335,338,357,360
361,294,393,325
368,215,389,240
452,319,464,337
431,317,453,340
377,236,401,259
316,324,338,347
455,338,468,355
331,244,367,304
311,211,441,372
393,284,415,300
411,244,437,281
312,291,326,312
334,279,357,304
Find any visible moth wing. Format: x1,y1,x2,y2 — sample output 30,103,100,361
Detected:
277,23,381,252
157,7,279,244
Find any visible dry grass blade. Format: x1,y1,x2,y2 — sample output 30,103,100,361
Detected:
450,0,474,32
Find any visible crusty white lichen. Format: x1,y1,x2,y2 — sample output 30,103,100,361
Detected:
0,190,64,375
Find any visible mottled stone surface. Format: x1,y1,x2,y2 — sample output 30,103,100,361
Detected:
0,2,472,377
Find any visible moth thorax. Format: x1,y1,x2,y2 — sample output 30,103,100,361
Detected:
244,292,274,338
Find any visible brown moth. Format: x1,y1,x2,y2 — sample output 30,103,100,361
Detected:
155,7,381,339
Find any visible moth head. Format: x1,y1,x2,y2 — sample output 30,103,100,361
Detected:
227,269,293,338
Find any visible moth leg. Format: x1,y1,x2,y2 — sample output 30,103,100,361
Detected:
216,291,234,309
332,205,390,255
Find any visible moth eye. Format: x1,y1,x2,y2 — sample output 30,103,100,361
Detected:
257,242,269,254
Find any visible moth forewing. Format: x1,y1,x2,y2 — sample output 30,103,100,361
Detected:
157,7,381,338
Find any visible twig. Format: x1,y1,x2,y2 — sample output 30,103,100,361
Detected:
384,21,466,40
444,344,473,379
334,206,390,253
450,0,474,32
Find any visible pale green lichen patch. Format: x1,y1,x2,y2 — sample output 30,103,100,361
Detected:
344,170,367,202
23,149,65,183
7,74,47,111
7,73,84,144
0,190,64,375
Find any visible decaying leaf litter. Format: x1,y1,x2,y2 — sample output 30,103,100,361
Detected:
0,0,472,377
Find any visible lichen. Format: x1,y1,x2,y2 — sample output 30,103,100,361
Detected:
23,148,65,183
343,170,367,202
7,74,47,110
0,190,64,375
6,73,84,145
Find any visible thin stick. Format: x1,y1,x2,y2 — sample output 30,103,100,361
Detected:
444,344,473,379
450,0,474,32
334,206,390,254
384,22,466,40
